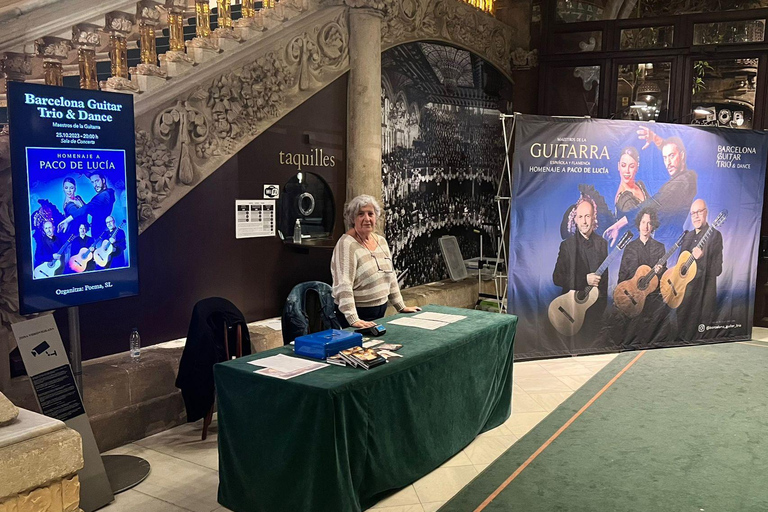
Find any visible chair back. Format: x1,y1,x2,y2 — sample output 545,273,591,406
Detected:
281,281,341,345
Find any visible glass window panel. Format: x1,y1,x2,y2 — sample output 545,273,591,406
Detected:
552,31,602,53
558,0,768,21
691,58,757,129
620,27,674,50
615,62,672,122
694,20,765,45
547,65,600,117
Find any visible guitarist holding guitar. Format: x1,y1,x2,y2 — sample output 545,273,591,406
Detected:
612,207,674,347
676,199,723,340
552,195,609,339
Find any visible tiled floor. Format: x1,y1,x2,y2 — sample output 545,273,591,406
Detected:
100,353,620,512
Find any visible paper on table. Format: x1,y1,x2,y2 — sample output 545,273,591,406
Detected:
388,317,445,330
263,319,282,331
254,364,326,380
248,354,326,372
413,312,466,324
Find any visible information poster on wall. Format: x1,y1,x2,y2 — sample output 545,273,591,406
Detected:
508,115,768,359
235,199,275,238
8,82,139,314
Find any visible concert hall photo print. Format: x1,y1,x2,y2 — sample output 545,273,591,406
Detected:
508,115,768,359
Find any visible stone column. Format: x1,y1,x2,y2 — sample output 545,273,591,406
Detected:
101,12,139,93
36,37,72,87
131,1,168,92
72,24,101,90
159,0,195,77
346,5,384,207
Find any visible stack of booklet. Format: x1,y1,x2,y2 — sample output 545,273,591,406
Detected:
327,343,403,369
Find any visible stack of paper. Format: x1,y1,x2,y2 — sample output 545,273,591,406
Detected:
248,354,328,380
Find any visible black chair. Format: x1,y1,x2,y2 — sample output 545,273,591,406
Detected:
175,297,251,440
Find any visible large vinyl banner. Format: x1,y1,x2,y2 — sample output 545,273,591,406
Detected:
509,115,768,359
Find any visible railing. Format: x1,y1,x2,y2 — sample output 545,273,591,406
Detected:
0,0,300,116
463,0,494,16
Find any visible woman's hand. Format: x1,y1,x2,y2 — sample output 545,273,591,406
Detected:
602,217,628,246
351,320,377,328
400,306,422,313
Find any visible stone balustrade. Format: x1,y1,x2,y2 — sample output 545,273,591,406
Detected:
0,393,84,512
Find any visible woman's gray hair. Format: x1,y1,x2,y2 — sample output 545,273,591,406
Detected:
344,194,381,229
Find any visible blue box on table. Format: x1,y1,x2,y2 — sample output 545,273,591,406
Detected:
294,329,363,360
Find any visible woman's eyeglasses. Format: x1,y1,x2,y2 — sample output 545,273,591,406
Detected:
371,253,394,274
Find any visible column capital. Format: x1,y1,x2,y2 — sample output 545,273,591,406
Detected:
72,23,102,49
105,11,136,36
36,37,72,62
137,0,162,24
1,52,33,81
335,0,390,17
164,0,187,13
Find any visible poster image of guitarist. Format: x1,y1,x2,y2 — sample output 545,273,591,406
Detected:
677,199,723,340
98,216,126,268
57,172,116,240
603,131,697,245
552,195,609,340
612,207,674,348
33,221,63,268
65,223,93,274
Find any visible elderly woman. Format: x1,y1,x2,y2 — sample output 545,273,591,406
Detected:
331,194,421,328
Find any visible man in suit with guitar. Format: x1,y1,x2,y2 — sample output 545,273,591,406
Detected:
102,216,126,268
678,199,723,340
615,207,671,347
553,195,608,342
34,221,63,268
66,223,93,273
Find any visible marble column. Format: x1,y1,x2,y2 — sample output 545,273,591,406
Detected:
346,7,384,207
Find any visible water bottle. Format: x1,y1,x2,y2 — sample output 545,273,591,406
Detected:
130,328,141,361
293,218,302,243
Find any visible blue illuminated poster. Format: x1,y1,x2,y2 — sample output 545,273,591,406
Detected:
9,83,139,314
508,115,767,359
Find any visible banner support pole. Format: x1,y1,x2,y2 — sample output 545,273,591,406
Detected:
68,306,83,392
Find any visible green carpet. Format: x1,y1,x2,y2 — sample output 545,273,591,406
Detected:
441,341,768,512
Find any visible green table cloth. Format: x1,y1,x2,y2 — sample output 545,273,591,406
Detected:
214,305,517,512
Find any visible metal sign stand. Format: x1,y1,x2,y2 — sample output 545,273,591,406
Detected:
67,306,151,496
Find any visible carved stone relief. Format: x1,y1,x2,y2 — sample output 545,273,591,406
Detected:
134,10,349,230
380,0,514,79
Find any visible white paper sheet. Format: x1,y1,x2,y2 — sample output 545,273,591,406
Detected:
254,364,326,380
413,312,466,324
388,317,445,330
248,354,327,372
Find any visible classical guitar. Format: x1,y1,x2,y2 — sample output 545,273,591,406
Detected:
93,220,127,268
68,229,110,273
548,231,633,336
660,210,728,309
613,231,687,318
33,235,76,279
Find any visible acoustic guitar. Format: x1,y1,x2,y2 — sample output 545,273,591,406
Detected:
93,220,127,268
548,231,633,336
613,231,687,318
68,229,110,273
660,210,727,309
33,235,76,279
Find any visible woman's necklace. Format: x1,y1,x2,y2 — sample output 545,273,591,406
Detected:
353,229,378,252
